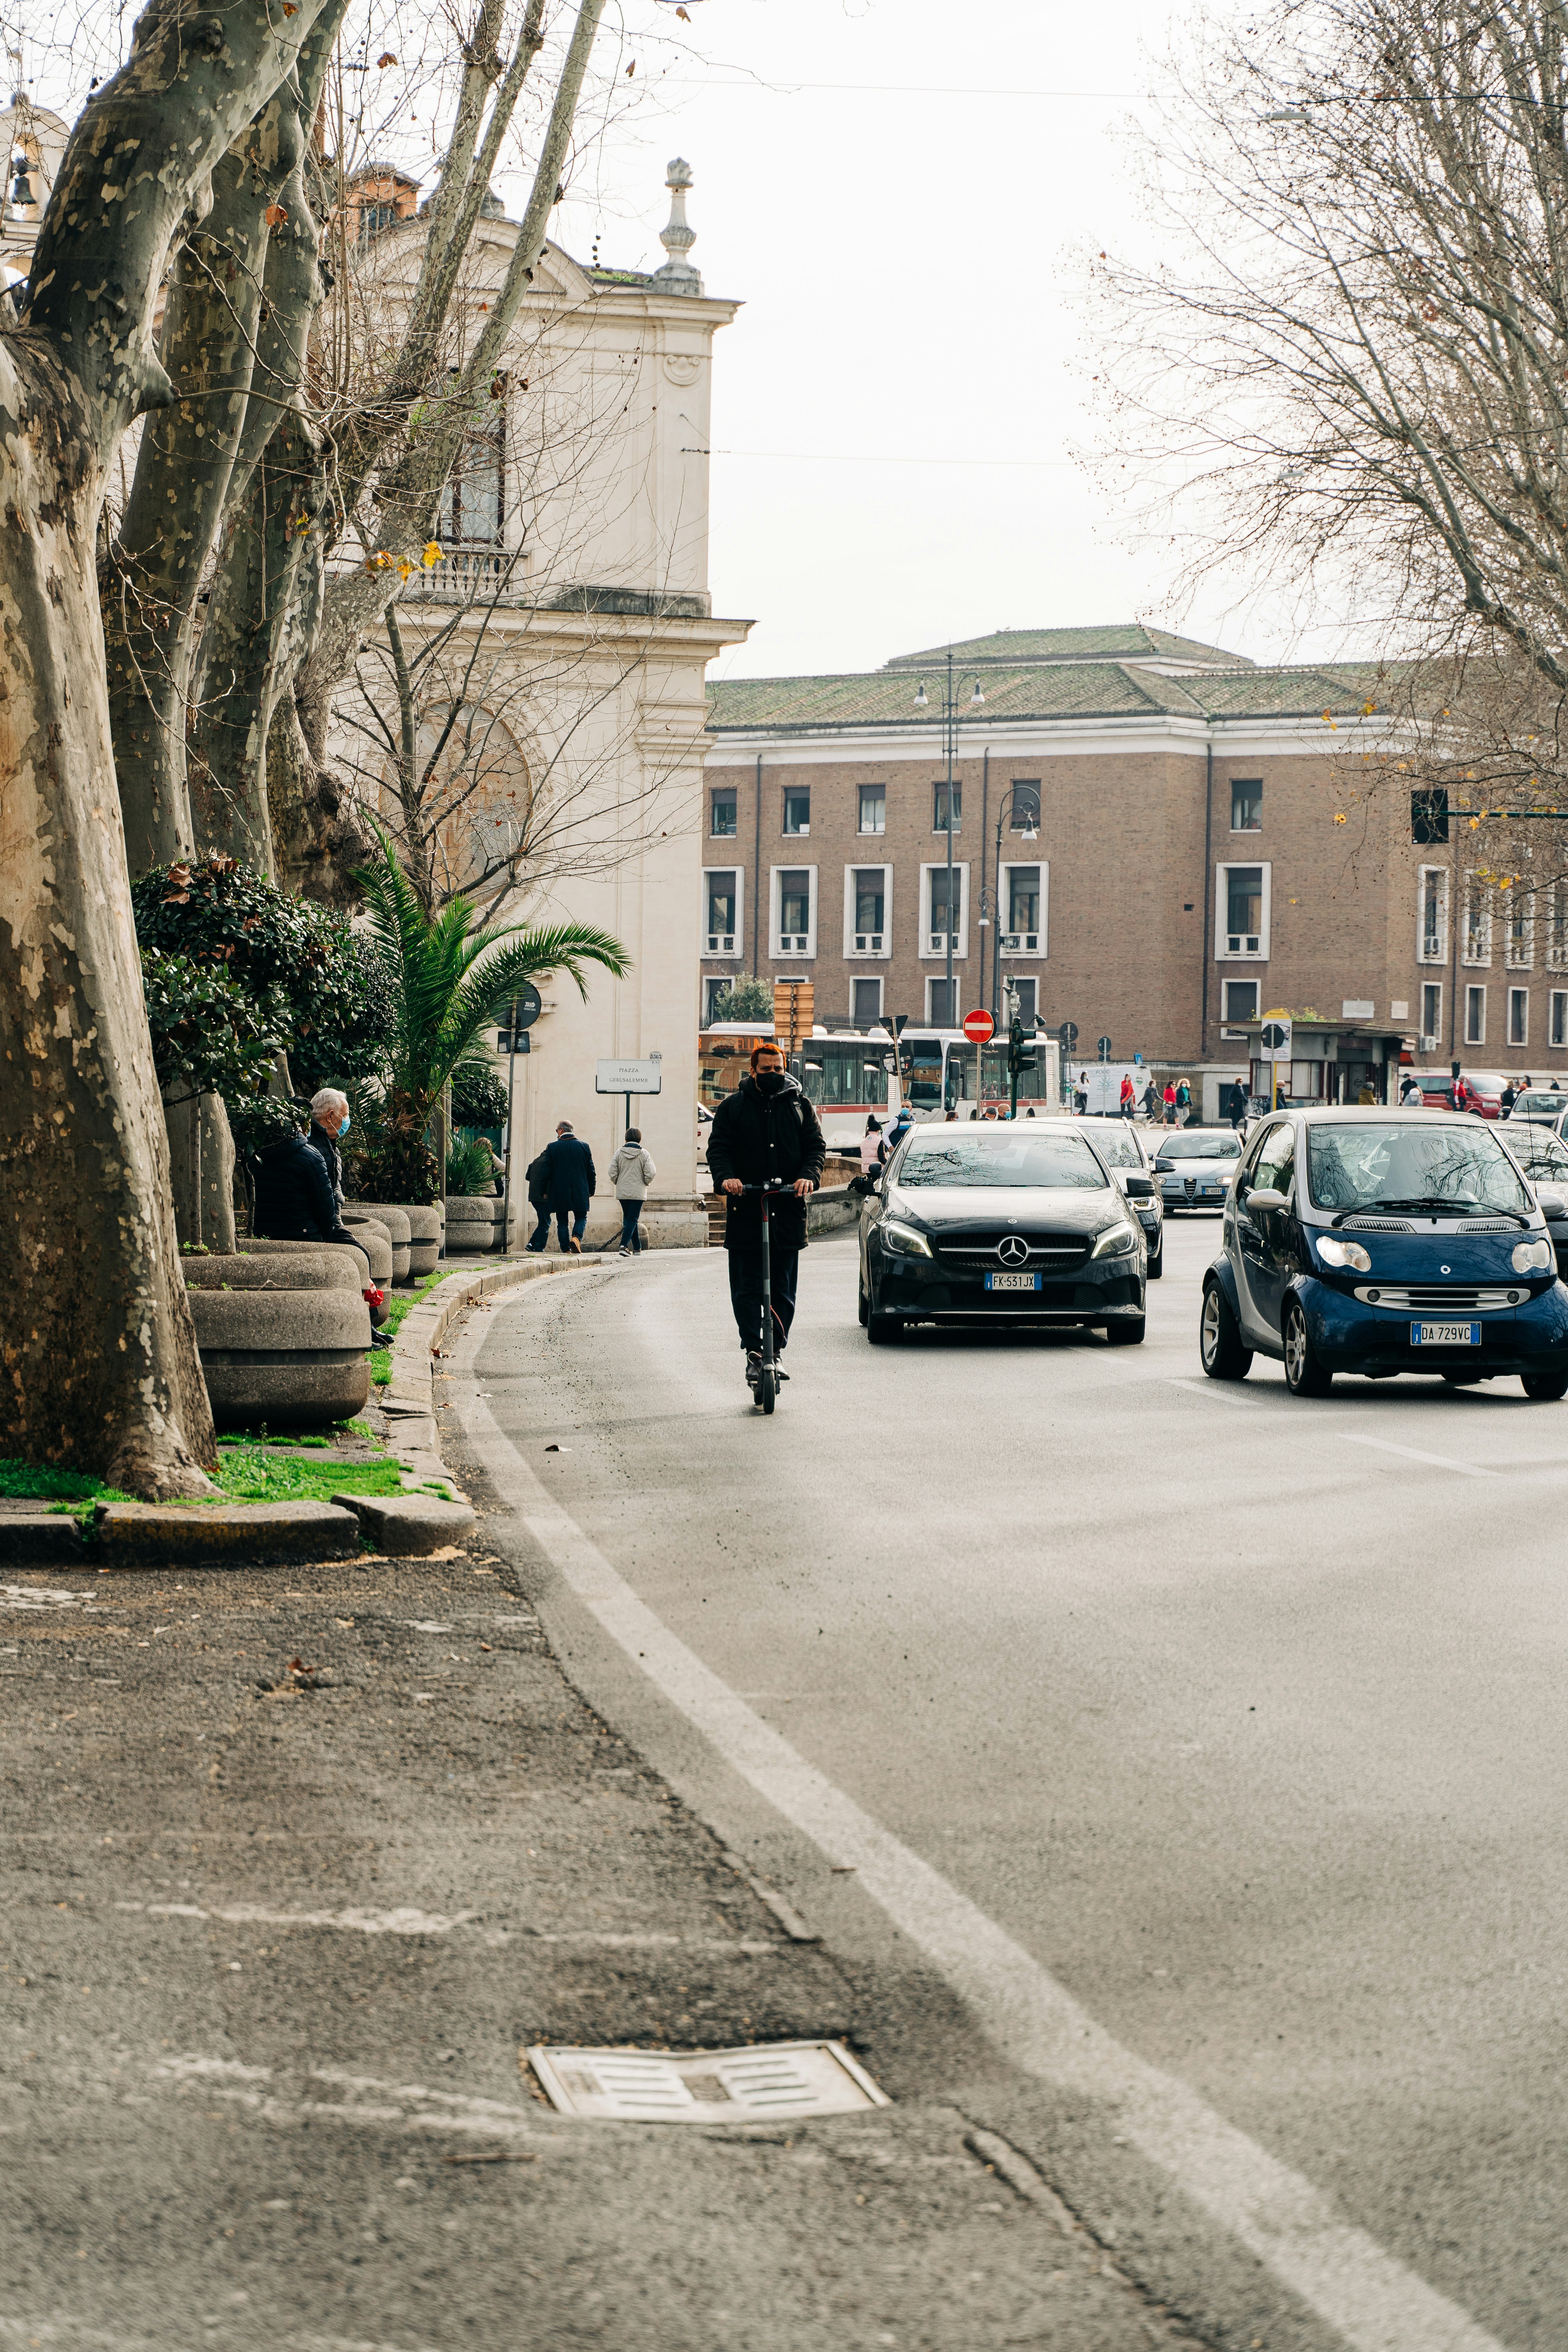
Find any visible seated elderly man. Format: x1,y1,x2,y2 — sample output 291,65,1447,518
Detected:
252,1111,358,1252
305,1088,351,1205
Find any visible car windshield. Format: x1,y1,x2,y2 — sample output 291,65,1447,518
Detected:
1154,1133,1241,1161
896,1134,1109,1189
1086,1129,1142,1168
1516,1140,1568,1177
1305,1122,1532,1216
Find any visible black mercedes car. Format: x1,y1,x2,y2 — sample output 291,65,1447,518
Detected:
857,1123,1150,1344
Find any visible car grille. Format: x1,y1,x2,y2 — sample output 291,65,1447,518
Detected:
1351,1285,1524,1311
1340,1215,1414,1232
936,1232,1089,1270
1457,1220,1519,1234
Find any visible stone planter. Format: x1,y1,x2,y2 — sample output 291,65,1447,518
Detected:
184,1252,371,1428
336,1214,394,1303
399,1203,442,1276
347,1202,414,1283
247,1229,390,1323
445,1193,506,1254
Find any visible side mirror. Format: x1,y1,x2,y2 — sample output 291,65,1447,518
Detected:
1123,1173,1154,1198
1247,1186,1288,1212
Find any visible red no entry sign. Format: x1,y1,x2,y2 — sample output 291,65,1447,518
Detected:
962,1009,994,1044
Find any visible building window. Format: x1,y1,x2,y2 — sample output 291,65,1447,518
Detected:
1510,986,1529,1045
773,866,816,957
438,390,505,546
920,863,969,958
999,862,1046,955
702,975,732,1024
710,788,737,838
1009,781,1041,829
1216,862,1269,958
1552,991,1568,1047
703,868,742,956
782,786,811,837
1548,887,1568,972
1466,984,1486,1045
1004,977,1038,1025
844,864,890,957
1222,978,1259,1035
1422,982,1442,1045
1417,866,1448,963
852,976,883,1027
932,781,961,833
1462,873,1492,965
927,977,959,1025
1506,889,1533,969
1230,778,1263,832
358,200,399,239
858,784,886,835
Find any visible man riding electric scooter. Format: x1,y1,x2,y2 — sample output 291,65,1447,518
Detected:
706,1040,826,1400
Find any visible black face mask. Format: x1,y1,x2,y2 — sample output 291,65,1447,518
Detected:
755,1069,788,1096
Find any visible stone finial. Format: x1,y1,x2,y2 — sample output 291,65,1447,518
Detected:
652,155,702,295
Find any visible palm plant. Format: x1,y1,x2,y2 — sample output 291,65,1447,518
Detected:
350,827,630,1202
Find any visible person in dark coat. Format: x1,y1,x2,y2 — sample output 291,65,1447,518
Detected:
523,1145,552,1252
252,1126,358,1249
705,1042,826,1385
304,1087,350,1205
527,1121,597,1253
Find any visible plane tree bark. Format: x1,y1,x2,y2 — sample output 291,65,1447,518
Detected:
0,0,338,1495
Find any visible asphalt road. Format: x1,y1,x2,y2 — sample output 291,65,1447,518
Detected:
456,1210,1568,2352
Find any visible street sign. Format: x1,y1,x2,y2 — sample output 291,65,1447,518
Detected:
1058,1021,1078,1050
962,1008,994,1044
595,1057,663,1095
495,1031,531,1056
1097,1035,1112,1062
1259,1018,1292,1062
511,982,543,1031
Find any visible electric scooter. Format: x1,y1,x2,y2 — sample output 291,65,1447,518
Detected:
739,1179,786,1413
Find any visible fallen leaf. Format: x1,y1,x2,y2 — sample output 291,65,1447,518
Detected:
377,50,397,66
264,203,288,227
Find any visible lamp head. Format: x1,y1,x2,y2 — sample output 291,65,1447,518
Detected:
969,681,985,706
913,681,928,707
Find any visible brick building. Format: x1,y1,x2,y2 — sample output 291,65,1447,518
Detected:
701,622,1564,1111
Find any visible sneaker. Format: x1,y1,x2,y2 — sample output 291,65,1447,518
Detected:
744,1349,762,1390
568,1238,582,1254
617,1247,631,1259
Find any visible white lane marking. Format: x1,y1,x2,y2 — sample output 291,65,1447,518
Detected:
456,1365,1506,2352
1340,1434,1499,1477
119,1902,476,1935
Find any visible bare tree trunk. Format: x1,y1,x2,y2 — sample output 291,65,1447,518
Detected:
3,0,345,1492
165,1093,238,1253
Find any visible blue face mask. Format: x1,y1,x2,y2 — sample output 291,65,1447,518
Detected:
338,1111,350,1136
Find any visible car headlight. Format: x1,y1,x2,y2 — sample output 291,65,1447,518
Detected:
1316,1236,1371,1274
1091,1219,1139,1258
1512,1236,1554,1273
881,1218,933,1259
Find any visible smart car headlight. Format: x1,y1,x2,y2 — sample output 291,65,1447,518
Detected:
881,1218,933,1259
1316,1236,1371,1273
1091,1219,1138,1258
1512,1236,1553,1274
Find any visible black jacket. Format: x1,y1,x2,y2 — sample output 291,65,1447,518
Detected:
539,1132,596,1214
706,1072,827,1250
525,1151,551,1208
306,1120,343,1201
253,1131,353,1247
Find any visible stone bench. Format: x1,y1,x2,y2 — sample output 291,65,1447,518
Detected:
184,1251,371,1428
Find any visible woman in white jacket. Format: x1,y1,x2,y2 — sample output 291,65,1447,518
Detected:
607,1128,657,1256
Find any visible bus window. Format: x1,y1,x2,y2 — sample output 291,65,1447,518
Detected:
904,1036,944,1107
944,1042,976,1109
797,1042,890,1110
980,1040,1050,1104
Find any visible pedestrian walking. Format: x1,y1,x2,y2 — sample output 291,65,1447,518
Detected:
880,1104,916,1162
526,1120,596,1254
1162,1081,1178,1125
1501,1079,1518,1115
1176,1077,1191,1120
1073,1077,1088,1116
1120,1073,1136,1121
706,1041,826,1392
1142,1079,1159,1120
1227,1078,1248,1130
607,1127,657,1256
1400,1074,1424,1108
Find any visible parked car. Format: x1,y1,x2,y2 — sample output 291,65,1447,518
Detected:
1078,1118,1164,1276
1200,1106,1568,1398
1504,1086,1568,1126
1499,1125,1568,1277
1411,1070,1506,1116
857,1122,1149,1344
1152,1127,1244,1212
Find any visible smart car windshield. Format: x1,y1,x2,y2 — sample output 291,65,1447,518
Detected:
1153,1133,1241,1161
1306,1122,1532,1217
896,1134,1109,1189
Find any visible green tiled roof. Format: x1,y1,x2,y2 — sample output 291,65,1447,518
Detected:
705,655,1403,735
883,622,1249,669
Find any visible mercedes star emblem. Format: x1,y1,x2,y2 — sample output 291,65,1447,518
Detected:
997,1235,1031,1267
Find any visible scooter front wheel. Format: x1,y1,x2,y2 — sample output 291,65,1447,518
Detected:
759,1364,777,1414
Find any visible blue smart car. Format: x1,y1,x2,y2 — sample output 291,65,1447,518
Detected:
1199,1107,1568,1399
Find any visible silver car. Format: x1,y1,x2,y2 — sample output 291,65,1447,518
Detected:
1153,1127,1244,1212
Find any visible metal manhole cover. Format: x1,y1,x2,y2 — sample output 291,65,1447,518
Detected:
526,2039,889,2122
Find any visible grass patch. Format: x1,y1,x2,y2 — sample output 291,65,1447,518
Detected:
0,1458,137,1506
212,1445,406,1504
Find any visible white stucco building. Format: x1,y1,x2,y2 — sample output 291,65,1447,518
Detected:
339,160,751,1246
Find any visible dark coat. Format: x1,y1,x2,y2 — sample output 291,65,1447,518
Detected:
706,1072,827,1251
525,1151,551,1208
253,1131,352,1245
306,1120,343,1201
539,1132,596,1214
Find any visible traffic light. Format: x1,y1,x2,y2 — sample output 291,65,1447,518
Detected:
1412,787,1449,844
1007,1017,1036,1074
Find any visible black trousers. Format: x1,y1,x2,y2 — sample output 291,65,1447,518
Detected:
728,1240,800,1354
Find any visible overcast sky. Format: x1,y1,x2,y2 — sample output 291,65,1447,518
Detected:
555,0,1278,684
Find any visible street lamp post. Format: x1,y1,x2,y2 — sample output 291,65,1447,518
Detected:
913,649,985,1032
987,784,1040,1029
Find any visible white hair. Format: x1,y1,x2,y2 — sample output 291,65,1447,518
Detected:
311,1088,349,1117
